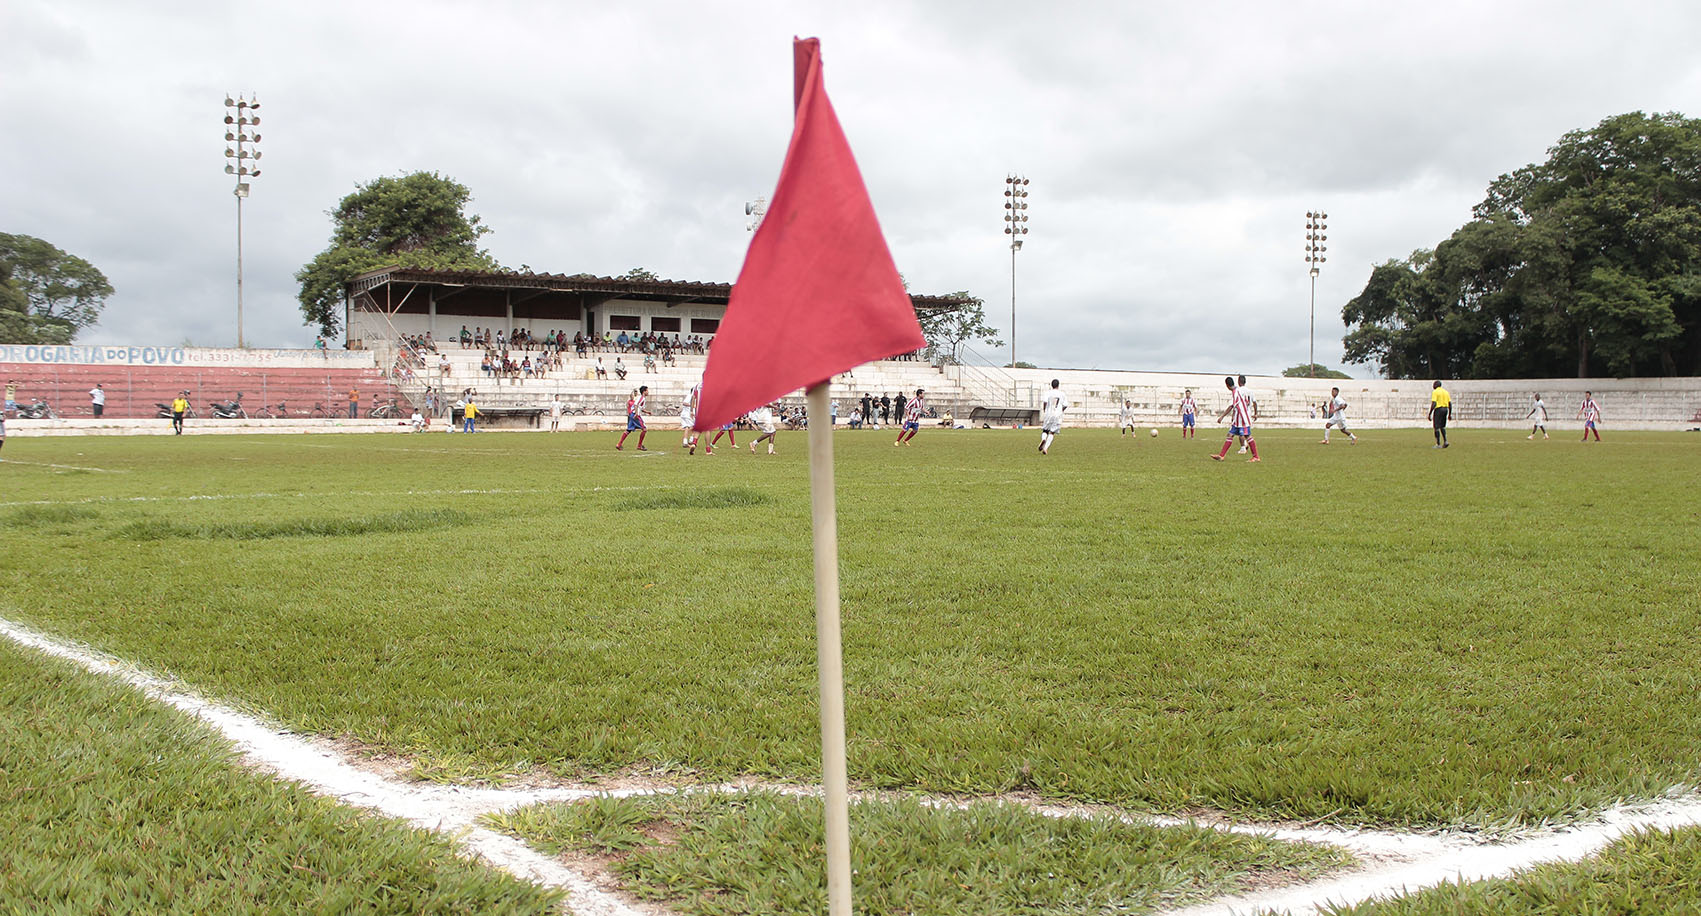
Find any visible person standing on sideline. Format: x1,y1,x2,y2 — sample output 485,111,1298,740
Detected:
1577,391,1602,441
1427,381,1451,448
4,379,17,415
681,380,703,454
1526,393,1549,439
831,399,839,426
549,395,563,432
89,383,105,418
0,410,7,460
616,385,649,450
880,393,892,426
1211,376,1260,461
348,386,359,419
462,396,478,433
1118,399,1136,437
896,388,925,446
747,402,779,454
1179,389,1198,438
170,390,189,435
860,393,873,427
1320,387,1357,444
1038,379,1067,455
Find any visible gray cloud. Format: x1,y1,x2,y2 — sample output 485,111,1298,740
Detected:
4,0,1699,378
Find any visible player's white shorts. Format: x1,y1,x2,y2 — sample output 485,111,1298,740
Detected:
1042,421,1062,434
1324,417,1349,431
758,421,777,434
680,411,694,428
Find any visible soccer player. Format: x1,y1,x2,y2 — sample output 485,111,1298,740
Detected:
616,385,649,450
1235,375,1258,453
1427,380,1451,448
1178,389,1198,438
1211,376,1260,462
681,380,702,454
1320,387,1357,444
1526,393,1549,439
896,388,925,446
747,402,779,454
709,420,738,451
1578,391,1601,441
1038,379,1066,455
1118,399,1135,437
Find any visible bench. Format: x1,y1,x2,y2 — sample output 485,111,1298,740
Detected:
452,407,546,429
970,407,1040,427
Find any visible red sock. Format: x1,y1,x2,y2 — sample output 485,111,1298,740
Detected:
1248,438,1259,458
1216,438,1233,458
617,432,629,447
637,430,647,447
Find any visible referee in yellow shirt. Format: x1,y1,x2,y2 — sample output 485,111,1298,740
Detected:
1427,380,1451,449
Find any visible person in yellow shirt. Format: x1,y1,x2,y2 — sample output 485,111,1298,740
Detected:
462,398,478,433
1427,381,1451,449
170,391,190,435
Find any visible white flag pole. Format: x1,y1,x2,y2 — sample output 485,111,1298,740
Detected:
805,380,853,916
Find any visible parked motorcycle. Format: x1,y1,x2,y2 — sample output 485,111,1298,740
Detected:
155,401,199,419
16,399,56,419
209,392,247,419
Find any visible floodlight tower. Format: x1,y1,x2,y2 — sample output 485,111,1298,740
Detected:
1003,175,1029,366
224,94,263,348
745,196,767,233
1304,210,1328,377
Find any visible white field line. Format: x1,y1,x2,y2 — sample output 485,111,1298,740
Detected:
6,613,1701,916
0,484,685,509
0,458,130,473
0,616,665,916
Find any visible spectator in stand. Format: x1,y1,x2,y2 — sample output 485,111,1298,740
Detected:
661,347,675,366
315,336,328,356
460,325,472,348
595,358,608,379
643,352,656,373
574,333,587,357
424,331,436,352
89,383,105,418
614,357,628,380
522,357,533,378
348,387,359,419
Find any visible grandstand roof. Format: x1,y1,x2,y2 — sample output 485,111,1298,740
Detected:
346,267,975,315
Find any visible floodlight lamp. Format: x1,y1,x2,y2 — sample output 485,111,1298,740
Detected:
225,132,235,141
250,100,260,109
251,169,260,177
252,151,262,160
252,133,261,142
225,164,235,174
225,96,236,107
250,116,260,126
224,115,234,124
226,148,236,157
1005,227,1012,234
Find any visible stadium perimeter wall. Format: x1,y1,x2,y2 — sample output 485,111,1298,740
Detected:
1,345,397,420
1014,368,1701,431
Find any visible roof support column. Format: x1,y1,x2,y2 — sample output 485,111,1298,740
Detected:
428,287,437,337
505,291,513,336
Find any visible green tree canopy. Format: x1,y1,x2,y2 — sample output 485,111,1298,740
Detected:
1343,111,1701,378
1281,363,1351,379
295,172,497,336
917,293,1000,363
0,233,114,344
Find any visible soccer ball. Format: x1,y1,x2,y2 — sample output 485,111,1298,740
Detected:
1149,428,1159,438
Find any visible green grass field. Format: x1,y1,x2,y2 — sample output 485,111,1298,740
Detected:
2,426,1697,837
0,639,561,914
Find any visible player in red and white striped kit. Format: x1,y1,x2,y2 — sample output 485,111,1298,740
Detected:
615,386,648,450
895,388,925,446
1178,390,1198,439
1210,376,1260,462
1577,392,1602,442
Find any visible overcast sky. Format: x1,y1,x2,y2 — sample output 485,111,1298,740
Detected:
4,1,1699,376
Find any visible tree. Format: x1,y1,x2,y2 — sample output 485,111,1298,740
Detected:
1282,364,1351,379
917,294,1000,362
0,233,113,344
1343,111,1701,377
621,267,659,281
295,172,497,336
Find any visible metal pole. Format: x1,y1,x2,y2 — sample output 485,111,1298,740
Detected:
1308,270,1316,378
1010,243,1017,369
236,190,245,349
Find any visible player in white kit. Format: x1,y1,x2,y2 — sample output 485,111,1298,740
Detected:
1038,379,1067,455
747,403,779,454
680,381,702,454
1118,399,1135,437
1319,387,1357,444
1526,393,1548,439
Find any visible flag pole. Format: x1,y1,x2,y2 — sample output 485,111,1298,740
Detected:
805,380,853,916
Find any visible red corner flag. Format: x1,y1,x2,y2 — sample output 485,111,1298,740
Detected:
693,38,924,431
